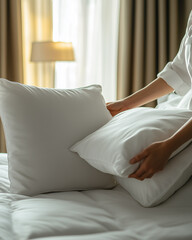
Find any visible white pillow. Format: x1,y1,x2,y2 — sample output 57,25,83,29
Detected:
116,143,192,207
0,78,115,195
71,107,192,177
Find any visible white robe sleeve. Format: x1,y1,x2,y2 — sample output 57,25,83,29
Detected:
157,11,192,96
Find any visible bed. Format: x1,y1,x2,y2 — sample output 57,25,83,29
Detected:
0,78,192,240
0,153,192,240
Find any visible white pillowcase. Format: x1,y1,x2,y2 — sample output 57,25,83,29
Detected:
0,78,115,196
71,107,192,207
116,143,192,207
71,107,192,177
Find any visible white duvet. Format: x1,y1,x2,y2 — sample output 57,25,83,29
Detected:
0,153,192,240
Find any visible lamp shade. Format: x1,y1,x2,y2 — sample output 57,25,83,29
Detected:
31,41,75,62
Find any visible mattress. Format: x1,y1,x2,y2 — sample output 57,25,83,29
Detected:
0,153,192,240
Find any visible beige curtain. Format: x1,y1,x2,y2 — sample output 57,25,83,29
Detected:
117,0,192,104
0,0,54,152
0,0,23,153
21,0,54,87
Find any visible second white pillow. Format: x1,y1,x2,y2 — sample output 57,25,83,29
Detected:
71,107,192,177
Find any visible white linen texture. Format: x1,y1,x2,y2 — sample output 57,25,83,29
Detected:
0,78,115,196
71,107,192,177
71,107,192,207
1,154,192,240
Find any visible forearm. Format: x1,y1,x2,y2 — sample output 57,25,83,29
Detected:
123,78,174,109
165,117,192,153
107,77,174,116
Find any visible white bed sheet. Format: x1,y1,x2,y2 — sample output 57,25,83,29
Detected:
0,153,192,240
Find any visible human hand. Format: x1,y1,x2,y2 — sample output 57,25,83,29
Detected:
128,141,172,180
106,100,128,116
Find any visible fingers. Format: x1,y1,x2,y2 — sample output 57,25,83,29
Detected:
129,167,145,179
129,150,148,164
129,150,154,180
107,108,120,116
128,142,169,180
128,167,154,181
106,110,118,117
139,172,154,180
106,103,119,116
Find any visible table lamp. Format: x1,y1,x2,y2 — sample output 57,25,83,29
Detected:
31,41,75,62
31,41,75,87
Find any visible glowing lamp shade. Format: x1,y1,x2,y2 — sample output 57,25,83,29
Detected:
31,41,75,62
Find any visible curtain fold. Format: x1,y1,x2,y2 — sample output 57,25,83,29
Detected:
0,0,54,152
21,0,54,88
0,0,23,82
0,0,23,153
117,0,192,104
53,0,120,102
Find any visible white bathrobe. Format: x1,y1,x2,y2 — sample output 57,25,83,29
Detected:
158,11,192,109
